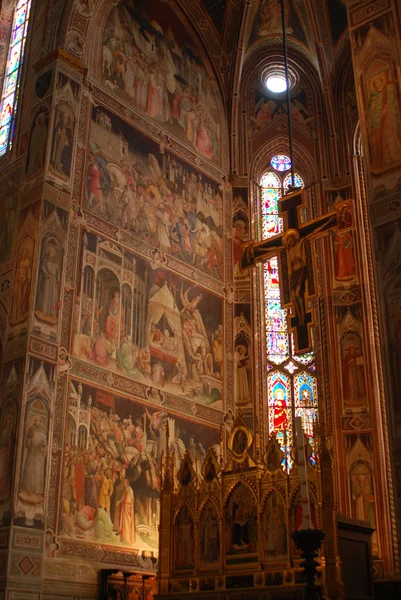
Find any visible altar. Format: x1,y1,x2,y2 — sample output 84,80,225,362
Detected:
155,415,344,600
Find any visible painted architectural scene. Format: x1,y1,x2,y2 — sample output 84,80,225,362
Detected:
72,232,224,408
86,106,224,280
101,0,221,162
60,379,220,551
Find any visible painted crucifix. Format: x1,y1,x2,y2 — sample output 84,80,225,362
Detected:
240,189,352,353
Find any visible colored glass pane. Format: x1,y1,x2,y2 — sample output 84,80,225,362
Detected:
261,187,281,238
295,372,318,465
267,371,292,466
283,171,304,192
261,164,317,472
271,154,291,172
0,1,32,157
261,171,281,188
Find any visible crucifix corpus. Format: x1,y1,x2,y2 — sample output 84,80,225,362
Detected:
240,189,352,353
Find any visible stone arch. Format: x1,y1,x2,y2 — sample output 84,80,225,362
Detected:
238,40,325,179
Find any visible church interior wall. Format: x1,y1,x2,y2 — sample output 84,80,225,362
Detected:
1,0,401,597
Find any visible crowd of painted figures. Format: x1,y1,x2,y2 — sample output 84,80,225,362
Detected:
61,399,211,549
86,130,223,279
102,2,220,161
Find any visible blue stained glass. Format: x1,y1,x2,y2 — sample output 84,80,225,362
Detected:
271,154,292,172
12,24,24,45
284,171,304,192
15,6,28,27
0,0,32,157
5,71,18,96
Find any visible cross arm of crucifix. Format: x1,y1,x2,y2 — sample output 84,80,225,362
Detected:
240,232,284,272
297,211,337,241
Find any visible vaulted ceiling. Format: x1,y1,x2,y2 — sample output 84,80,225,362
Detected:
199,0,228,33
191,0,351,102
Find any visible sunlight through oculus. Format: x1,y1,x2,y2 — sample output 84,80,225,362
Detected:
265,75,287,94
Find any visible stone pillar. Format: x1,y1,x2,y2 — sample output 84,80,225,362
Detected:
347,0,401,577
0,48,85,600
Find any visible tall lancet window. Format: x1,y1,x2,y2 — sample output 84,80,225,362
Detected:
0,1,32,157
261,155,318,469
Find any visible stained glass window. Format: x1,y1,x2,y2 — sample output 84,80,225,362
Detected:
262,159,317,470
284,171,304,192
0,0,32,157
271,154,291,172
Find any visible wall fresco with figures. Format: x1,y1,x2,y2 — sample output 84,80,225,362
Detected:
60,378,220,551
248,0,308,49
0,167,20,269
85,106,224,280
72,231,224,409
352,12,401,175
100,0,221,164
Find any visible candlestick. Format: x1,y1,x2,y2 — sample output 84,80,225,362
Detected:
295,416,312,530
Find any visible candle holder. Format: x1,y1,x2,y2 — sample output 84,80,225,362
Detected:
291,528,325,600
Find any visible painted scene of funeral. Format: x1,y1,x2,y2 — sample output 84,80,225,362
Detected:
72,232,224,408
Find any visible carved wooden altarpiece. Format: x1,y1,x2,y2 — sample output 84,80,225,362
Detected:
156,416,343,599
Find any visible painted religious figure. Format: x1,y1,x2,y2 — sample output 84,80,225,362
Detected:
119,479,136,545
35,243,61,325
11,240,34,324
51,105,73,177
234,343,250,405
342,334,366,409
351,462,375,530
101,0,220,162
26,108,48,178
200,506,220,566
366,69,401,170
225,486,258,558
264,492,287,561
332,230,356,281
0,172,19,264
175,506,195,570
105,291,124,349
0,402,17,504
19,415,48,503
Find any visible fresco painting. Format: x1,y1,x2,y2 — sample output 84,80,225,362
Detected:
364,63,401,171
232,188,249,277
33,203,68,336
60,380,219,551
72,232,224,408
101,0,221,162
86,107,223,280
0,397,18,520
0,168,20,266
249,87,315,139
25,106,49,179
249,0,307,48
353,14,401,173
10,203,40,327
